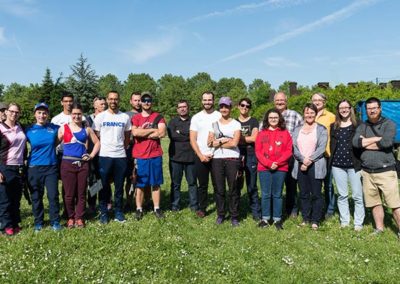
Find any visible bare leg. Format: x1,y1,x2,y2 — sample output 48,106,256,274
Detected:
372,205,385,230
135,188,144,209
152,186,161,208
392,207,400,229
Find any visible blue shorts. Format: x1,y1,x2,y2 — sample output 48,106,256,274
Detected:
136,156,163,188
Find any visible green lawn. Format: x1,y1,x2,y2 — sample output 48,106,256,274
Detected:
1,140,400,283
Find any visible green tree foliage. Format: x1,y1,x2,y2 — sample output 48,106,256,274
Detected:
186,72,216,113
216,77,247,103
98,74,123,98
66,54,99,113
248,79,274,106
156,74,187,119
39,68,66,116
122,73,157,111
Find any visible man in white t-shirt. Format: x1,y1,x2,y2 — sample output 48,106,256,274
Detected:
93,91,131,224
189,91,221,218
51,92,74,126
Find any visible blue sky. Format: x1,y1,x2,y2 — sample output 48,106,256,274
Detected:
1,0,399,89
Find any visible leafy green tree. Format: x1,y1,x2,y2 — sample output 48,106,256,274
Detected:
39,68,66,115
122,73,157,111
66,54,99,113
156,74,187,119
98,73,123,98
248,79,274,106
186,72,216,113
216,77,247,103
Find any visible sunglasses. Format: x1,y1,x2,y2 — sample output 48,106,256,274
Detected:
141,99,152,103
240,104,251,109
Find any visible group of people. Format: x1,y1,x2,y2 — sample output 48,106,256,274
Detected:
0,90,399,238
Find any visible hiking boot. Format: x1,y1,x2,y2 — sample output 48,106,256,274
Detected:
258,220,269,228
114,212,126,223
274,221,284,230
135,209,144,221
216,216,225,225
75,219,85,228
154,209,164,219
34,224,43,233
196,210,206,218
99,213,109,224
51,221,62,231
67,219,75,229
4,227,14,236
231,218,240,227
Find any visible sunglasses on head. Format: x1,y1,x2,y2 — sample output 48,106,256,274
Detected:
240,103,251,109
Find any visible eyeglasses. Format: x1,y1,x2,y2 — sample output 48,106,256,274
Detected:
0,108,6,112
141,99,152,104
366,106,380,111
7,110,20,115
240,104,251,109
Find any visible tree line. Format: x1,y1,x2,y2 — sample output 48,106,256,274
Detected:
1,54,400,125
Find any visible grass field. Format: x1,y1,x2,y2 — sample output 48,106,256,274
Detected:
1,140,400,283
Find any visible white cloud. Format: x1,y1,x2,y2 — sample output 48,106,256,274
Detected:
220,0,381,62
123,34,180,64
0,0,38,17
264,57,300,67
0,27,7,45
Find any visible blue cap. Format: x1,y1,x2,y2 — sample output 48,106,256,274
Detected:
34,102,49,112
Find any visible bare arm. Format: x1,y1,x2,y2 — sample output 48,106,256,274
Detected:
190,130,211,162
148,123,167,139
131,126,157,137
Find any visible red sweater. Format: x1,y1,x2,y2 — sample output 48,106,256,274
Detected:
255,128,293,172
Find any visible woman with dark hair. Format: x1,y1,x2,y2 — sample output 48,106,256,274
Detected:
330,99,364,231
58,103,100,228
0,103,26,236
292,103,328,230
255,108,292,229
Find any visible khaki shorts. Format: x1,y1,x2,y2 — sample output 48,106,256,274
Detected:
361,170,400,208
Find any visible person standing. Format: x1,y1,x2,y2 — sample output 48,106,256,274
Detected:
26,102,62,232
273,92,303,218
190,92,221,218
236,98,261,221
51,92,75,126
0,102,8,122
330,99,364,231
132,92,166,220
0,103,27,236
59,103,100,228
168,100,198,212
93,91,131,224
353,97,400,237
255,109,292,230
292,103,328,230
312,93,336,218
209,97,241,226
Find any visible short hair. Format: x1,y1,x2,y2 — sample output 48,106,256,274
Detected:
71,103,83,111
238,98,252,106
365,97,381,108
202,91,214,100
261,108,286,130
7,102,21,112
303,103,318,114
61,91,74,101
130,92,142,99
107,90,119,98
312,93,327,101
177,99,189,107
274,92,287,101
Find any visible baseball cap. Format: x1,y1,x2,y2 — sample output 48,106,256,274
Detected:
34,102,49,112
0,102,8,110
218,97,232,106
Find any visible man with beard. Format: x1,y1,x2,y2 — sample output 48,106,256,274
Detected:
132,92,166,220
273,92,303,218
189,92,221,218
93,91,131,224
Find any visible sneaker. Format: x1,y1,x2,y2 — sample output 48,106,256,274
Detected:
99,213,109,224
371,228,384,236
354,225,363,232
298,221,310,227
51,221,62,231
231,218,240,227
114,212,126,223
34,224,43,233
67,219,75,229
154,209,164,219
258,220,269,228
135,209,144,221
14,226,22,234
75,219,85,228
274,221,284,230
311,223,319,230
4,227,14,236
171,207,180,212
216,216,225,225
196,210,206,218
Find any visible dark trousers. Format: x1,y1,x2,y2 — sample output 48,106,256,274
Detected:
285,157,298,215
194,156,214,212
297,164,324,224
87,155,100,208
243,154,261,219
61,161,89,220
98,157,127,215
170,160,198,211
324,163,336,215
0,165,23,229
212,158,240,219
28,165,60,226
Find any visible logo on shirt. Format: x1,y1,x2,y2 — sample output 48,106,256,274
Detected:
102,122,126,127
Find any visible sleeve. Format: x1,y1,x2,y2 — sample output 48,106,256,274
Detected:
132,114,139,128
292,127,305,163
352,123,364,149
255,131,273,168
93,114,101,131
124,115,132,131
376,120,396,149
168,119,189,142
189,115,197,131
309,125,328,162
276,131,293,165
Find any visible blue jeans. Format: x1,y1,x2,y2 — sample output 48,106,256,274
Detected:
259,170,286,222
170,160,198,211
332,167,365,227
98,157,127,215
28,165,60,226
324,160,336,215
244,154,261,219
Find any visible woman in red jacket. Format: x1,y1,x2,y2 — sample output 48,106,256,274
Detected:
255,109,293,230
